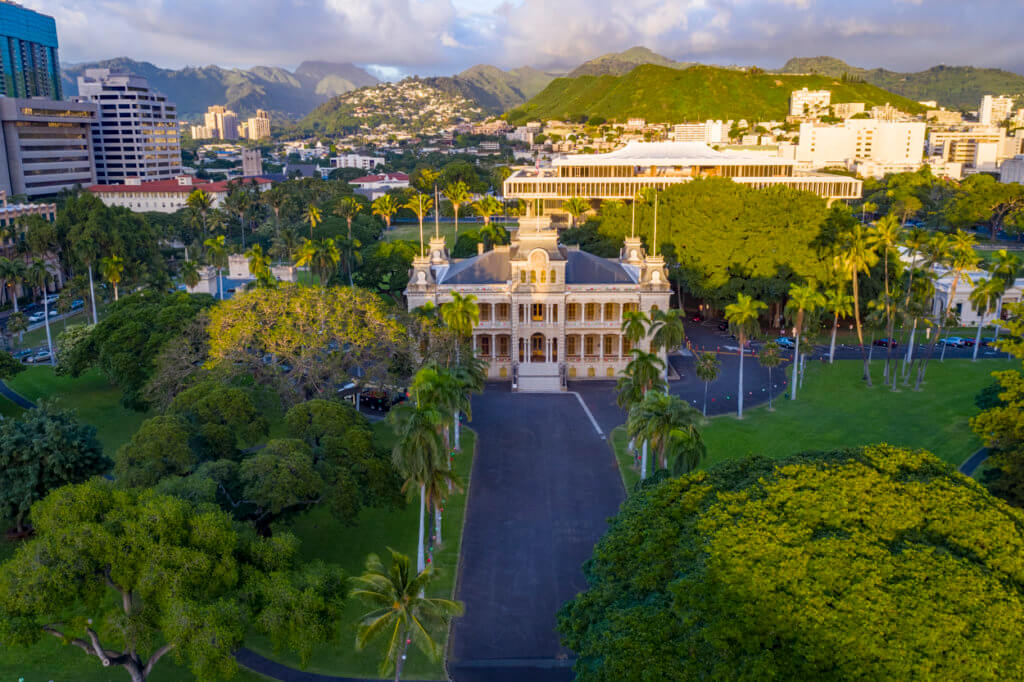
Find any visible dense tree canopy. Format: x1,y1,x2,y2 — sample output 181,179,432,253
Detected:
559,445,1024,681
0,404,108,533
0,480,347,681
205,284,414,403
62,290,216,409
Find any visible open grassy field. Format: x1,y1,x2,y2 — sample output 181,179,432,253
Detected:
611,358,1000,491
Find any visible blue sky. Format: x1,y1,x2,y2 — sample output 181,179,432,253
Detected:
33,0,1024,76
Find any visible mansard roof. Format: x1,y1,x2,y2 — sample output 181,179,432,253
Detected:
437,247,635,286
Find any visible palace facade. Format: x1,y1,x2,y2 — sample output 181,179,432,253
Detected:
503,141,863,220
405,216,671,391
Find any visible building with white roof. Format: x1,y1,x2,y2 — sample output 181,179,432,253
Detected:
502,141,862,217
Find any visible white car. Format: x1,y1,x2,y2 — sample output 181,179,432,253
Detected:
24,349,51,364
28,311,46,323
941,337,967,347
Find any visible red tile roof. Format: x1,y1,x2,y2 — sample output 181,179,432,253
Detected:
86,177,272,194
350,172,409,185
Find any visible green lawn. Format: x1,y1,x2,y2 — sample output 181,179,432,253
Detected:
1,366,149,455
244,424,476,680
384,221,459,248
611,359,999,491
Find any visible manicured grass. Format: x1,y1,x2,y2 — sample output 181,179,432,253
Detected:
1,366,149,455
610,359,1000,492
384,221,459,249
700,359,995,468
245,424,476,680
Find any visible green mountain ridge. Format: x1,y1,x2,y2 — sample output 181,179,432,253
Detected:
779,56,1024,110
60,57,379,119
506,63,925,125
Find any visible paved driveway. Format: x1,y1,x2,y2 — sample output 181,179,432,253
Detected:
449,387,624,682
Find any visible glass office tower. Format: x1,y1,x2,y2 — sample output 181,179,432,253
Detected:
0,2,61,100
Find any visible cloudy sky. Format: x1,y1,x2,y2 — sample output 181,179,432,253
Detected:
34,0,1024,77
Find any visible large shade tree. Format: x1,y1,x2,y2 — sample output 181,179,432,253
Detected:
559,445,1024,681
0,480,348,682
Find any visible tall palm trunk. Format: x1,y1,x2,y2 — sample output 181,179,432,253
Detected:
453,409,461,451
218,270,224,301
416,484,426,573
903,319,918,383
791,330,801,400
737,340,746,418
852,268,872,386
113,282,119,301
973,320,984,361
435,504,443,547
829,314,838,363
87,264,98,325
703,381,709,416
915,274,961,390
42,295,54,363
640,440,648,480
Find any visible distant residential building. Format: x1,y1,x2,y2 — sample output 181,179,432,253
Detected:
869,103,903,122
241,149,262,177
0,190,55,230
349,172,409,200
331,153,385,170
0,97,97,197
504,141,862,211
672,121,727,144
917,100,938,108
479,141,500,152
74,69,182,184
204,105,240,140
626,118,646,130
980,95,1015,126
246,109,271,140
506,127,535,145
832,102,865,119
928,127,1019,170
790,88,831,116
473,119,511,136
190,125,215,140
927,109,963,125
795,120,925,173
1001,156,1024,184
86,175,271,213
0,2,62,99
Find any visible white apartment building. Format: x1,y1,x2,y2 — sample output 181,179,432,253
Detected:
671,121,727,144
204,105,240,140
832,102,865,119
928,127,1020,170
350,172,409,200
980,95,1015,126
74,69,182,184
331,153,385,170
790,88,831,116
246,110,271,140
795,120,925,174
190,125,215,140
87,175,271,213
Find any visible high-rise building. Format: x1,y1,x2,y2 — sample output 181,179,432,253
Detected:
74,69,182,184
0,2,62,99
794,120,926,173
0,97,97,197
204,105,240,140
980,95,1015,126
246,109,271,140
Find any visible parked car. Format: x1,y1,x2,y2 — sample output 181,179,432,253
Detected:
873,338,898,348
28,311,46,323
44,294,59,304
70,298,85,310
980,337,999,347
357,388,407,413
24,349,51,364
775,337,796,349
940,337,968,347
11,348,32,360
717,320,729,332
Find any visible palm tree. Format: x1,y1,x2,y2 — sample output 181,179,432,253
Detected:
389,403,445,573
353,549,463,682
860,200,878,223
562,197,590,229
478,223,507,251
969,277,1005,361
404,192,434,256
622,348,665,479
471,195,502,228
224,188,251,248
304,204,322,239
834,223,879,386
335,196,364,283
7,311,27,349
180,260,201,289
989,249,1021,342
372,194,399,230
449,355,486,452
440,291,479,364
915,231,977,389
0,257,25,313
824,285,853,364
443,181,470,234
758,341,783,410
694,351,720,417
410,364,461,460
626,390,704,472
900,227,933,370
620,310,650,350
295,238,341,286
868,214,902,384
421,461,461,554
724,293,767,419
263,186,287,236
99,254,125,301
785,282,825,400
245,243,272,284
272,226,301,264
203,235,228,300
26,258,54,363
650,308,685,379
185,189,213,234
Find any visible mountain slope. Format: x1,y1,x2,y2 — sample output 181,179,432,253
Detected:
61,57,378,118
418,64,560,114
506,64,926,125
780,57,1024,110
568,46,691,77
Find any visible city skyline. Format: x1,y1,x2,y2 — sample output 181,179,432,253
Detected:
29,0,1024,79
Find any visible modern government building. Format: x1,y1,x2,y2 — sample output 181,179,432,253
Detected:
502,141,863,221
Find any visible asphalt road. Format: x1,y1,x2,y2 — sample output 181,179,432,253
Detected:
448,388,623,682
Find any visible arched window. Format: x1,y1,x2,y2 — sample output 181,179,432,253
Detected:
541,270,547,283
520,270,527,283
550,269,556,283
530,271,537,283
